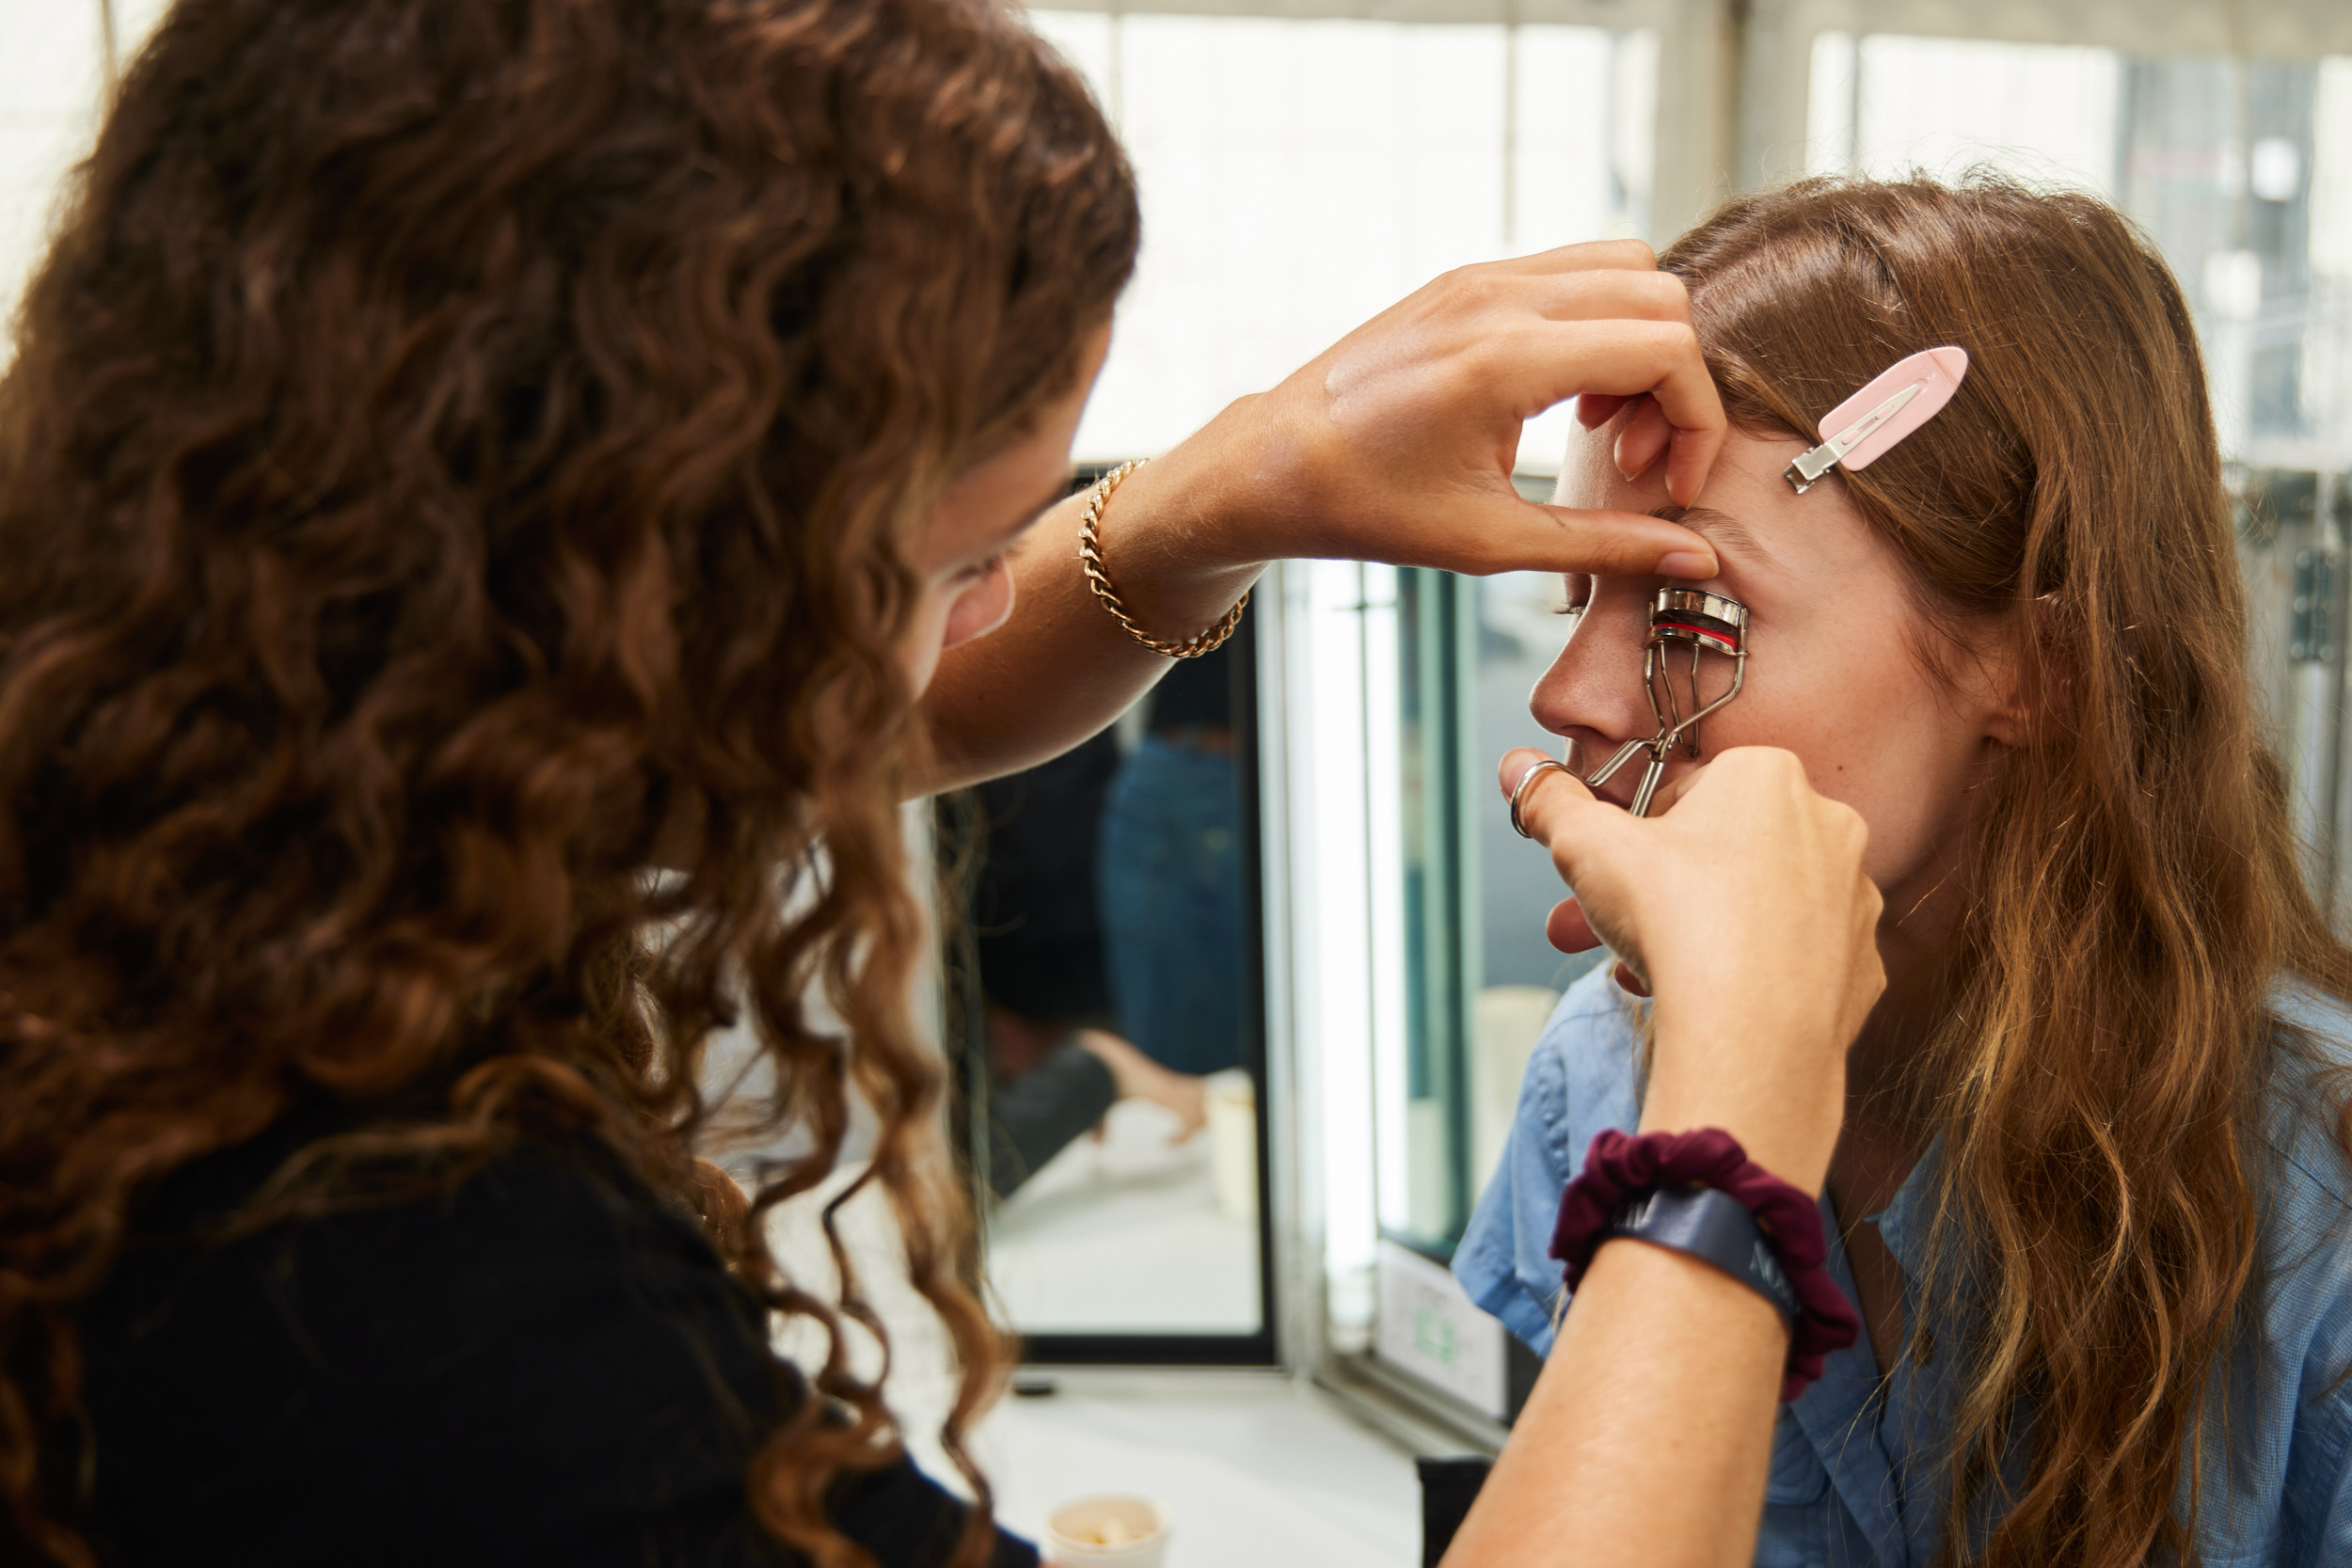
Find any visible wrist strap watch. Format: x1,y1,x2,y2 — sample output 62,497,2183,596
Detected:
1606,1184,1800,1323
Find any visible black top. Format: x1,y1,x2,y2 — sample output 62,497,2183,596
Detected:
73,1114,1039,1568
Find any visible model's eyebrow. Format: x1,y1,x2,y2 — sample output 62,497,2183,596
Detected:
1648,504,1771,568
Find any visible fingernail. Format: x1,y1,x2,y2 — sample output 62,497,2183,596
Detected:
1657,550,1715,578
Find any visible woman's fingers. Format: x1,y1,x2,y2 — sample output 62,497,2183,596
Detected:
1437,498,1715,578
1544,897,1606,957
1480,237,1659,276
1201,244,1729,578
1517,265,1692,324
1504,748,1883,1048
1499,748,1592,834
1613,396,1674,484
1639,761,1704,816
1502,745,1881,1190
1469,319,1724,505
1500,750,1647,977
1577,391,1628,430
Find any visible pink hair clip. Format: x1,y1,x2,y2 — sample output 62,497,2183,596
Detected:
1784,345,1970,493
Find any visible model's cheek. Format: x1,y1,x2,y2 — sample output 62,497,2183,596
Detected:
1756,698,1972,898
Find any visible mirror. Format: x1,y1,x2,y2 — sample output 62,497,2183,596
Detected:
940,612,1271,1360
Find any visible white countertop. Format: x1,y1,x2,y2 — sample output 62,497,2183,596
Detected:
768,1162,1423,1567
977,1370,1422,1568
985,1097,1261,1336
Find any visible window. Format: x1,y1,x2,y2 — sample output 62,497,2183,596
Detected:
1029,12,1660,475
1807,36,2352,467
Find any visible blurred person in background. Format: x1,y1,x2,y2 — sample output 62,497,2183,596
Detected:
1097,640,1246,1076
965,731,1204,1198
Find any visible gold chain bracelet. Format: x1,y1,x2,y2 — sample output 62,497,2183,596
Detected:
1076,458,1249,659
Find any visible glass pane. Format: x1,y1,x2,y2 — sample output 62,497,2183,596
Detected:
1467,569,1608,1189
944,616,1267,1347
1805,36,2352,472
2118,55,2328,460
1377,566,1608,1263
1387,568,1465,1251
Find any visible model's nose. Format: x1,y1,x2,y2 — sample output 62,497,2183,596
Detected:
1529,590,1653,751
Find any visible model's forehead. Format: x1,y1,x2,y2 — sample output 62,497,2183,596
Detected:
1670,431,1887,583
1557,420,1874,582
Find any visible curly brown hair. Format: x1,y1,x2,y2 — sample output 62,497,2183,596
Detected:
0,0,1136,1563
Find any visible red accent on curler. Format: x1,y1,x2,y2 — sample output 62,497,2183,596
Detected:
1652,619,1740,653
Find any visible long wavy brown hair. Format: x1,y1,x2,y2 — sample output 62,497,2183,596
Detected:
1667,175,2352,1565
0,0,1136,1563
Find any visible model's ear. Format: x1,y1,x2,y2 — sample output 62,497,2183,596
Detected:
1983,594,2068,749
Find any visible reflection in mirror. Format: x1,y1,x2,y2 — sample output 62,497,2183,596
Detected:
940,625,1268,1354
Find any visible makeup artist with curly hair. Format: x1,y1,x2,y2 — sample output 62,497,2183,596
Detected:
0,0,1877,1564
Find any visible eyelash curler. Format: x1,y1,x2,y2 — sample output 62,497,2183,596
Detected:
1578,587,1750,816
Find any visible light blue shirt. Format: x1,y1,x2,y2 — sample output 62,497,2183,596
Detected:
1453,965,2352,1566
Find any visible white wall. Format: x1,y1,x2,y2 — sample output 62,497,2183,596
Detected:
0,0,173,355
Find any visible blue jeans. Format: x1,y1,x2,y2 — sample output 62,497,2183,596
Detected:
1096,736,1245,1074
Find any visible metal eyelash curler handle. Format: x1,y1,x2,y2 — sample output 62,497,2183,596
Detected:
1580,587,1750,817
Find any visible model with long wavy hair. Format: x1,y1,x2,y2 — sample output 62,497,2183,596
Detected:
1676,178,2352,1568
1463,173,2352,1567
0,0,1758,1562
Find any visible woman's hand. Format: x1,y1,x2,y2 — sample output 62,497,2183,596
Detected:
1501,747,1883,1194
924,242,1726,787
1149,238,1726,581
1441,750,1882,1568
1072,1027,1207,1140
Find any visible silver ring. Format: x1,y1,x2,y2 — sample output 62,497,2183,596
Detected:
1509,759,1576,839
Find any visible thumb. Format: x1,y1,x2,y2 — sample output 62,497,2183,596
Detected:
1500,748,1611,848
1502,749,1645,971
1455,494,1717,579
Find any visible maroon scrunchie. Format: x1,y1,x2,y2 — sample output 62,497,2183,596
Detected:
1548,1127,1860,1402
